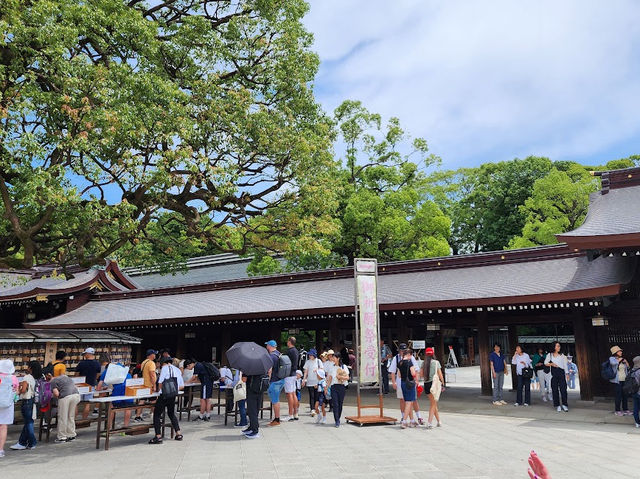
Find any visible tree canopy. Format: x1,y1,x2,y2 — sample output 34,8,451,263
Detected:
0,0,336,271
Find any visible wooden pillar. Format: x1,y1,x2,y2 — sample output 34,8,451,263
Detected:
477,312,492,396
508,324,518,391
573,310,606,400
330,318,340,351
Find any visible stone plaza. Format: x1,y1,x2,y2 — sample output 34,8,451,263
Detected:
4,378,640,479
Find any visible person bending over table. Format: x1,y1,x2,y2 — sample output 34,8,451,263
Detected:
149,357,184,444
95,356,134,428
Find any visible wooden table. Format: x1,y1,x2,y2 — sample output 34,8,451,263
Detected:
178,382,201,420
90,391,183,450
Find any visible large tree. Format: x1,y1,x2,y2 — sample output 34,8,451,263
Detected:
0,0,336,271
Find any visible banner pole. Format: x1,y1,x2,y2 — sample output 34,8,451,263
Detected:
353,259,361,417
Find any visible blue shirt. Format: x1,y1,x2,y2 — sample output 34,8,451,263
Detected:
489,352,506,373
99,363,132,398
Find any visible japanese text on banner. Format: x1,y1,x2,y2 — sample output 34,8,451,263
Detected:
357,275,379,383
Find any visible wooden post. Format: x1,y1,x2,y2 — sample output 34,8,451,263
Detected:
508,324,518,391
572,311,594,401
330,318,340,351
477,312,492,396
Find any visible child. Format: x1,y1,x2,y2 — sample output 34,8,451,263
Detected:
295,370,303,402
567,356,578,389
314,369,329,424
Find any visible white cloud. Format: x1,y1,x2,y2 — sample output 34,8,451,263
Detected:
304,0,640,168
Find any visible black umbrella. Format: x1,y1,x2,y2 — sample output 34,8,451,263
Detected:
226,341,272,376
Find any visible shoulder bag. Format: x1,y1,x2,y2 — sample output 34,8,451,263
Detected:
233,374,247,402
161,367,178,399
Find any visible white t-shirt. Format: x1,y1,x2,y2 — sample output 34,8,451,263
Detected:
511,353,532,375
219,367,234,387
546,353,569,374
158,364,185,389
182,368,194,383
19,374,35,400
388,355,418,388
303,358,323,386
326,363,349,387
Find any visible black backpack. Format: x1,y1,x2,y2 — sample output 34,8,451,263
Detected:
623,369,639,396
203,362,220,381
600,360,617,381
247,374,269,394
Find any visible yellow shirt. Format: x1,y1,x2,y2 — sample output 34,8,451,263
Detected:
53,362,66,377
141,359,157,389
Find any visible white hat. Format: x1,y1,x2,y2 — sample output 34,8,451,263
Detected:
83,347,96,355
0,359,15,375
295,369,303,376
317,369,326,379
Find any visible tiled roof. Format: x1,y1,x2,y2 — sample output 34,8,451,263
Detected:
558,186,640,239
0,328,141,344
30,253,635,328
124,253,286,289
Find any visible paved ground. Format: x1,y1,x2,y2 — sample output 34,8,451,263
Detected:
2,375,639,479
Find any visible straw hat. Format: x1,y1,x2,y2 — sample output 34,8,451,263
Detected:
0,359,15,375
610,346,622,355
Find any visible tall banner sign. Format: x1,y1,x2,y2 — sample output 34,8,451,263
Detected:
355,258,380,384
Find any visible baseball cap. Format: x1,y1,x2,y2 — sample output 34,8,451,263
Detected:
398,343,408,350
425,347,435,356
82,347,95,355
161,356,173,364
265,340,277,348
146,349,158,356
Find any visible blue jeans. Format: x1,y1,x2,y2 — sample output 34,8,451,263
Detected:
18,399,36,448
633,395,640,425
237,399,247,426
492,371,505,401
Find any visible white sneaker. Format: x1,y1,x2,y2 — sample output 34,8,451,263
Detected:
320,416,327,424
0,450,4,458
557,406,562,412
315,414,322,423
562,405,569,412
283,415,293,422
514,403,520,407
635,423,640,428
524,403,529,407
426,423,434,429
10,443,27,450
492,401,501,405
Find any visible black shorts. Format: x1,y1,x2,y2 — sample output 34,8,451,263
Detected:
201,380,214,399
424,382,432,395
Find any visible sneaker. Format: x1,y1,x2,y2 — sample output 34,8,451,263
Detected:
203,416,211,422
315,414,322,423
268,419,281,427
524,403,529,407
400,422,407,429
418,417,424,425
514,403,520,407
310,410,317,417
66,436,76,442
192,416,205,421
27,445,36,450
241,428,251,434
245,431,261,439
437,421,442,427
320,416,327,424
492,401,501,405
635,423,640,428
615,411,624,416
10,443,27,450
335,422,340,428
542,396,548,402
624,410,633,416
293,414,299,420
284,416,294,422
562,405,569,412
0,450,4,458
54,438,68,443
426,423,434,429
557,406,562,412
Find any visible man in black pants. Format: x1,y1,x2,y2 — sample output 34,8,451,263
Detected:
149,357,184,444
380,339,392,394
243,374,265,439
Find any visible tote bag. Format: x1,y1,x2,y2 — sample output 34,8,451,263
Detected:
103,363,128,386
233,375,247,402
161,367,178,399
430,371,443,402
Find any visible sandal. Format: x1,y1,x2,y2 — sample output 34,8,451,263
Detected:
148,436,163,444
174,434,183,441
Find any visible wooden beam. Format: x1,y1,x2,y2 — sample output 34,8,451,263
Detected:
477,312,492,396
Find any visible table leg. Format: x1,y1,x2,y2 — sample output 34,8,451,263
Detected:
95,403,102,450
105,402,112,451
187,388,193,421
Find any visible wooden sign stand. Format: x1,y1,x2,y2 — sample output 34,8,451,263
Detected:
345,258,397,427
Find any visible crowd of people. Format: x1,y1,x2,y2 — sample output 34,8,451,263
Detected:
0,336,638,459
488,341,640,427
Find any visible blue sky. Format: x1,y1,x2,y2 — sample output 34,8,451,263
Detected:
304,0,640,170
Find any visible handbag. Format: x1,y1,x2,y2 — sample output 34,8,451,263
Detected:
522,367,534,380
161,367,178,399
430,372,442,401
233,376,247,402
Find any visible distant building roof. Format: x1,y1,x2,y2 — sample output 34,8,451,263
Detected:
30,252,635,329
124,253,285,289
557,167,640,250
0,328,141,344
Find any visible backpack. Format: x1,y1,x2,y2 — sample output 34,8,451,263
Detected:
203,362,220,381
35,377,53,408
600,360,617,381
623,369,640,396
0,375,15,408
298,349,307,371
276,353,292,380
247,374,269,394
